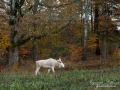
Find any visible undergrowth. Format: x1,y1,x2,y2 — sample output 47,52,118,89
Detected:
0,68,120,90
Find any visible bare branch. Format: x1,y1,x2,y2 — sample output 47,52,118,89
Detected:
38,1,75,8
0,0,10,14
13,21,71,47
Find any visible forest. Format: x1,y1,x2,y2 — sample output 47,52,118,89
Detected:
0,0,120,89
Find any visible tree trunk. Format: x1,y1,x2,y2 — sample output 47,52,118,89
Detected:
81,0,89,60
101,0,108,60
94,2,101,56
101,37,107,59
8,48,13,66
8,0,26,69
8,48,18,66
8,0,22,67
32,40,38,62
33,0,39,14
8,26,18,66
31,0,39,62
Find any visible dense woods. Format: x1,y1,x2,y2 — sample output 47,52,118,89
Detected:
0,0,120,71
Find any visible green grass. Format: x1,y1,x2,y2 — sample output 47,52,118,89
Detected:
0,68,120,90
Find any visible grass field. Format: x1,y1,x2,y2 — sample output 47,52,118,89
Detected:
0,68,120,90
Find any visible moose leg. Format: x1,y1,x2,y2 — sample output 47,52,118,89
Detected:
51,67,55,73
35,67,40,75
48,69,51,73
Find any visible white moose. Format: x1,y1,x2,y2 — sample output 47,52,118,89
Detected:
35,58,65,75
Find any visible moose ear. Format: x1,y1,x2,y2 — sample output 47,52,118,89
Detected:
59,58,61,61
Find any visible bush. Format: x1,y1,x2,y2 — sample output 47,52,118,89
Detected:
50,45,70,57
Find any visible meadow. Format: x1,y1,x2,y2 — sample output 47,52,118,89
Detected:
0,68,120,90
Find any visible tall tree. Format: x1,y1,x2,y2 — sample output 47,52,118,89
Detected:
31,0,40,62
81,0,90,60
94,2,101,56
8,0,25,66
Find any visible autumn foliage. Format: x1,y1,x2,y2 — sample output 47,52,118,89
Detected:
0,0,120,72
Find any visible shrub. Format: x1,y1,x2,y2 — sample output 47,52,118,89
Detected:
50,45,70,57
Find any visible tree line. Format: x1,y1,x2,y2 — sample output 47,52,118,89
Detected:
0,0,120,68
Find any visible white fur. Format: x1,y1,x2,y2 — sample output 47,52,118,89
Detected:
35,58,64,75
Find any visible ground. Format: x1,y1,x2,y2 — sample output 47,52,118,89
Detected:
0,55,119,74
